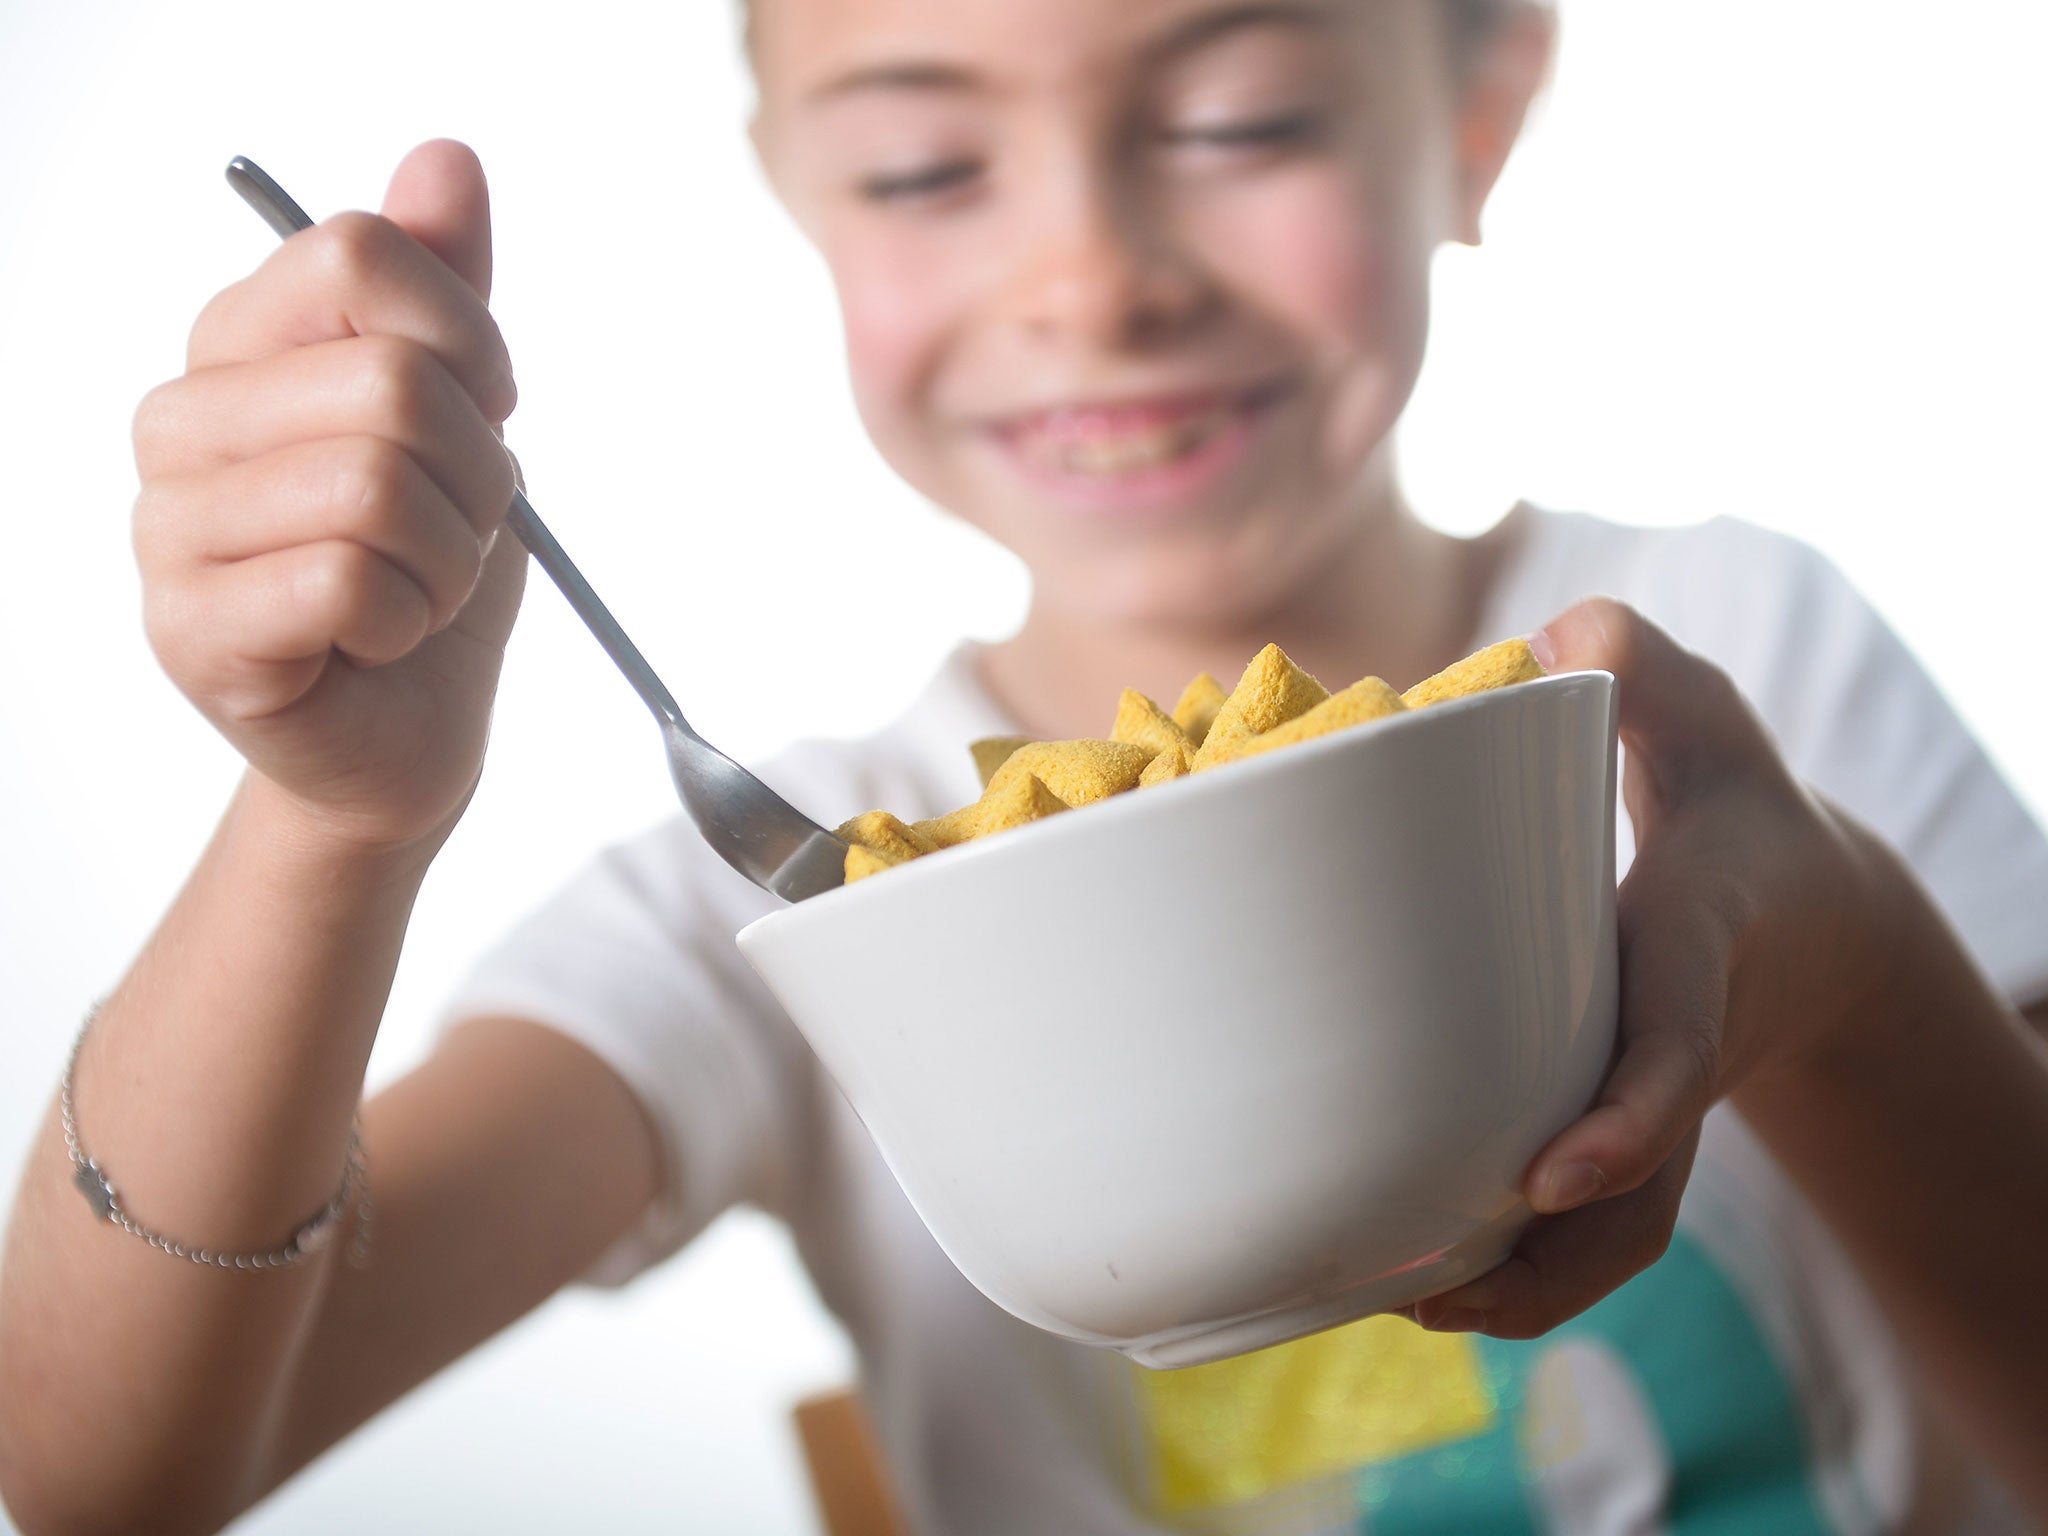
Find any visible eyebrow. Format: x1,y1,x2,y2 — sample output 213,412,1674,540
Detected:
1146,0,1336,64
804,1,1333,107
806,59,980,106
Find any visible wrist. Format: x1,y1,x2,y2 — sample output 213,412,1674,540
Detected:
232,772,453,894
1737,810,1956,1095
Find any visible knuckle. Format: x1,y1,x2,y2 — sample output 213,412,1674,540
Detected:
140,579,193,670
185,279,243,369
1686,650,1744,726
484,342,517,421
1587,596,1644,673
446,535,486,606
315,211,399,288
130,480,180,563
335,437,414,526
356,334,441,432
301,543,427,659
479,439,517,524
131,379,180,468
298,541,376,617
142,582,233,706
1675,1011,1725,1098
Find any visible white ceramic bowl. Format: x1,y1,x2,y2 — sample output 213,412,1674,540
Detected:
737,671,1618,1368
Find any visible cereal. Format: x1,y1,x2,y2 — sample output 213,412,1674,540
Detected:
838,637,1546,882
1112,690,1192,758
844,845,898,884
913,771,1069,851
837,810,940,864
1171,674,1229,746
1193,645,1330,770
910,804,984,851
1227,677,1407,763
1139,741,1195,787
1402,638,1545,710
987,740,1154,808
971,736,1035,789
973,771,1072,835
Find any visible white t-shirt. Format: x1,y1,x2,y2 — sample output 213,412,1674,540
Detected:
442,508,2048,1536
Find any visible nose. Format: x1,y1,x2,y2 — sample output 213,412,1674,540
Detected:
1007,166,1215,352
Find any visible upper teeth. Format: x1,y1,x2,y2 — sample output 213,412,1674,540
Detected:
1030,413,1227,476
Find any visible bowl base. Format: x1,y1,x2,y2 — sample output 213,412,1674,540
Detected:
1117,1204,1530,1370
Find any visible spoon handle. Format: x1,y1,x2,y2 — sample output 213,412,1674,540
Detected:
224,156,688,735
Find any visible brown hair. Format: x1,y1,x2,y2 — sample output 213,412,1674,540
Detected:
740,1,1527,69
1446,0,1517,53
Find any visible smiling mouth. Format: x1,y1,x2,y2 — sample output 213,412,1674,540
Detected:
996,380,1289,480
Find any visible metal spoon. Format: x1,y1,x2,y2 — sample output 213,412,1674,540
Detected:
225,156,847,902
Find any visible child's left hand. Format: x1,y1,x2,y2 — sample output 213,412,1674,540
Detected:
1408,598,1905,1336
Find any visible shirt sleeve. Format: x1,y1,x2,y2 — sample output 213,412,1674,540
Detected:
1671,518,2048,1008
434,816,809,1286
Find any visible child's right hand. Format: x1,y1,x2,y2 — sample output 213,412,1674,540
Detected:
132,140,525,852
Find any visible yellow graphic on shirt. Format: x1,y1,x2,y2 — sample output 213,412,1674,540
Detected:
1136,1314,1494,1517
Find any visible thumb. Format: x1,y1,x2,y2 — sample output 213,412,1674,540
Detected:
381,138,494,301
1531,598,1774,810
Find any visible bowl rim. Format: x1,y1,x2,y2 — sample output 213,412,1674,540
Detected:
737,667,1616,950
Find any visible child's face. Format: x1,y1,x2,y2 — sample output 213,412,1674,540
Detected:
753,0,1513,627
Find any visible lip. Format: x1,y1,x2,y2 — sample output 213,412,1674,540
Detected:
981,376,1294,517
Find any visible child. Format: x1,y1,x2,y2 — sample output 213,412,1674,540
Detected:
5,1,2047,1532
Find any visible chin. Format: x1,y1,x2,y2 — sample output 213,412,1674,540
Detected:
909,446,1361,632
1033,524,1325,633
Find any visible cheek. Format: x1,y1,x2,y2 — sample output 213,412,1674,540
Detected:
826,231,971,483
1218,177,1388,342
1196,169,1435,471
837,266,931,440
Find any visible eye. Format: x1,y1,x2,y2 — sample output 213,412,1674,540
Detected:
1162,109,1325,151
858,160,982,203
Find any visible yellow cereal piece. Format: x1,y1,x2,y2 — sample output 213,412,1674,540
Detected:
987,739,1153,808
1112,690,1192,758
1172,673,1229,746
912,802,985,850
1402,637,1547,710
971,770,1070,836
836,810,940,864
1233,677,1406,761
843,845,896,884
1179,675,1220,749
1193,645,1329,769
1138,741,1195,787
912,770,1071,850
970,736,1034,789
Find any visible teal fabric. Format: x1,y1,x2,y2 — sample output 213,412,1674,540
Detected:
1351,1229,1835,1534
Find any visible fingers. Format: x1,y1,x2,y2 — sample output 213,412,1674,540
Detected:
134,337,515,534
1532,598,1775,807
446,519,528,653
136,437,488,631
380,139,494,302
148,541,434,721
188,209,515,424
1413,1129,1700,1339
1524,870,1736,1215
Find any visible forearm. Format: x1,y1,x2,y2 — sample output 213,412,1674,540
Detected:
1733,868,2048,1517
0,774,437,1534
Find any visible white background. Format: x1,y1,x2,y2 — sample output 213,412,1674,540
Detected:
2,2,2043,1531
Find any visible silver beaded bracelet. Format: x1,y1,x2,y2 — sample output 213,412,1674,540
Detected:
61,1003,372,1270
